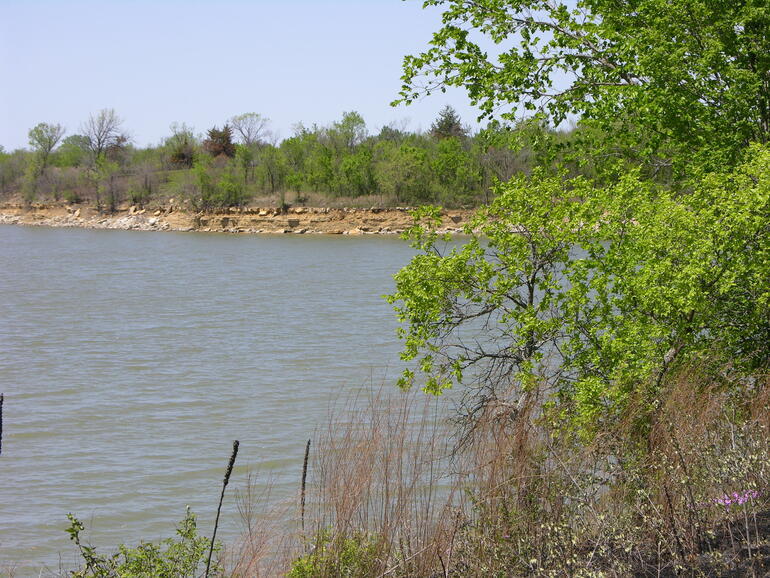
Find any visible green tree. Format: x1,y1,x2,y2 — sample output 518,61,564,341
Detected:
375,142,433,203
28,122,65,174
377,122,410,143
388,146,770,434
55,135,90,168
280,132,309,193
217,169,247,207
430,105,467,141
304,136,336,194
430,136,482,205
329,111,368,152
339,146,377,196
235,144,255,185
398,0,770,173
257,145,287,198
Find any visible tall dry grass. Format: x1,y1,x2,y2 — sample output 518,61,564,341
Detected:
230,366,770,577
229,389,459,577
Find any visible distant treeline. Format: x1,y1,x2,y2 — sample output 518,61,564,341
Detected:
0,107,591,211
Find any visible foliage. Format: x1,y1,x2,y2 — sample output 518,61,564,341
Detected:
2,108,579,207
329,111,368,152
430,104,467,140
217,169,247,207
257,144,287,194
398,0,770,173
184,160,248,211
1,109,621,211
55,135,91,168
235,144,254,185
28,122,65,173
21,157,41,203
337,146,377,197
203,125,236,158
231,369,770,577
94,160,122,213
66,507,216,577
164,123,197,168
388,145,770,434
431,136,481,204
289,530,384,578
375,142,433,204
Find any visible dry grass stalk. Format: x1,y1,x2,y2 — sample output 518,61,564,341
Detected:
230,366,770,577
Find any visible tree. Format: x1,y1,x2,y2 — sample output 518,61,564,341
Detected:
82,109,128,163
388,147,770,434
397,0,770,172
217,169,247,207
235,144,255,185
28,122,65,173
164,123,197,168
329,111,368,152
430,136,482,204
229,113,271,148
97,160,122,213
430,105,467,140
377,121,410,143
203,125,236,158
338,147,377,197
0,149,26,195
257,145,287,197
55,135,90,168
375,142,433,203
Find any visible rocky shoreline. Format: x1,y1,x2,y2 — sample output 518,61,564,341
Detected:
0,204,473,236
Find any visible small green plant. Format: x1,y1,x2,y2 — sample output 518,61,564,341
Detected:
66,507,217,577
289,530,384,578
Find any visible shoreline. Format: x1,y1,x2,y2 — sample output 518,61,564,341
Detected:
0,204,473,236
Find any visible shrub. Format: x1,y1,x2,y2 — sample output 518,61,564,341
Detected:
66,507,217,577
289,530,384,578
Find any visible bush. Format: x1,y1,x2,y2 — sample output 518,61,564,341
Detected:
66,507,218,577
289,530,385,578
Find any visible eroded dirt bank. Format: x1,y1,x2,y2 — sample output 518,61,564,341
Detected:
0,204,474,235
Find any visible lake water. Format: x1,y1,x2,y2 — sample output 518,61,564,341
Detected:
0,225,426,574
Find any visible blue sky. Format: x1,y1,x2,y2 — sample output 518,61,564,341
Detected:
0,0,486,150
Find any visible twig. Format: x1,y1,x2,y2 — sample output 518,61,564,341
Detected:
206,440,239,578
301,439,311,532
376,543,433,578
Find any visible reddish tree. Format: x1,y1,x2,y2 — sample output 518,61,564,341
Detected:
203,124,236,158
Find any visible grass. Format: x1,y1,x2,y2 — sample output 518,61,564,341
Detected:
226,365,770,577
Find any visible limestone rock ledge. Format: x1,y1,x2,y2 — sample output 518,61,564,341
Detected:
0,205,474,236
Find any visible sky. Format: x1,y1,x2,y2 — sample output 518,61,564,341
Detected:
0,0,487,151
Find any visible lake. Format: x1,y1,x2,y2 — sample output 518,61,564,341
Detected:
0,225,425,574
